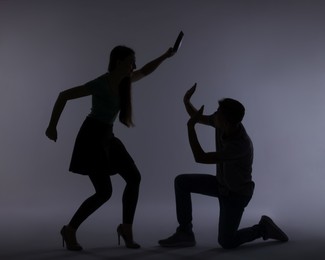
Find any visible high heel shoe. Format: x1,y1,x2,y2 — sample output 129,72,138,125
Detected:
117,224,141,249
60,225,83,251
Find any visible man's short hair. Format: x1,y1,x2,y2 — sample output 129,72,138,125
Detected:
218,98,245,125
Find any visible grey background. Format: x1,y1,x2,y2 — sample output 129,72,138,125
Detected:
1,0,325,259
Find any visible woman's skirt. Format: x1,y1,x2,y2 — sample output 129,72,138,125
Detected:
69,116,135,175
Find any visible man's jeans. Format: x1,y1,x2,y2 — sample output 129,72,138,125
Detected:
174,174,262,249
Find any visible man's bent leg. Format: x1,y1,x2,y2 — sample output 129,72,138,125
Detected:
159,174,218,247
175,174,219,232
218,195,262,249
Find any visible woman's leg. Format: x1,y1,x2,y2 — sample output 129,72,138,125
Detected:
109,137,141,248
116,163,141,248
68,174,112,230
118,164,141,225
109,137,141,225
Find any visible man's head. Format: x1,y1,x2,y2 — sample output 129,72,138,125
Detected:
214,98,245,129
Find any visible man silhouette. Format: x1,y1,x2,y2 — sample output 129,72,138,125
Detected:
159,84,288,249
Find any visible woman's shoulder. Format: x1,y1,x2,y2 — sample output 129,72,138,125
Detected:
94,72,110,83
85,73,109,88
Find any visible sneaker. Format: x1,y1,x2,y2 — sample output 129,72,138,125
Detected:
158,231,196,247
259,215,289,242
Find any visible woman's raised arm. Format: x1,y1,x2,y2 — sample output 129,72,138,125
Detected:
131,48,175,82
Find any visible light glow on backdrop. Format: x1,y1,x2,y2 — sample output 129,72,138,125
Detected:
1,0,325,241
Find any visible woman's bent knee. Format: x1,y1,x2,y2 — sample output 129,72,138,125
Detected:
174,174,186,185
128,171,141,186
96,190,112,203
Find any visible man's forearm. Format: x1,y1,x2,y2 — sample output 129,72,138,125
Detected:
184,100,197,117
187,123,205,162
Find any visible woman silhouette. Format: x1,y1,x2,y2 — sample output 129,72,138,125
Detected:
46,45,175,250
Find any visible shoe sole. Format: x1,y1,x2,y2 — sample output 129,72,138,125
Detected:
261,215,289,242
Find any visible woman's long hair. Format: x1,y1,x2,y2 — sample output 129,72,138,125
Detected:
118,77,133,127
108,46,135,127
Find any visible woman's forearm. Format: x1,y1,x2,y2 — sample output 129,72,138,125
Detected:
140,48,174,76
48,93,67,128
140,54,168,76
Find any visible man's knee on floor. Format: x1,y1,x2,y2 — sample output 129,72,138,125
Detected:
218,236,238,250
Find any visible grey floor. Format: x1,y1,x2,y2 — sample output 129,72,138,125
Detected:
1,205,324,260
